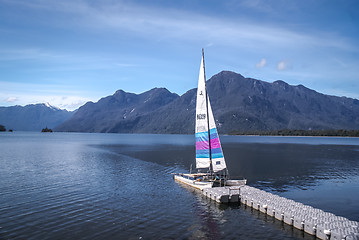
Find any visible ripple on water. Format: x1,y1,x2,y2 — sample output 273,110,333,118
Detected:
1,133,359,239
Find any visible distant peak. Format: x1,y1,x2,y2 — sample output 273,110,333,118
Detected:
148,87,170,93
273,80,288,85
41,102,60,111
140,87,177,97
216,71,244,78
115,89,126,95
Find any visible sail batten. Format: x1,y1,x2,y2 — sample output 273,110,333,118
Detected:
195,50,227,172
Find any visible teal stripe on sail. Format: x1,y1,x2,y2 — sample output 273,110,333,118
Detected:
195,128,219,142
196,154,209,158
211,152,224,159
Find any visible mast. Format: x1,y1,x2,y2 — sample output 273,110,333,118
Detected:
195,49,227,174
202,48,213,175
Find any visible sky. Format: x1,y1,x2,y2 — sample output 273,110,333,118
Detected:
1,0,359,111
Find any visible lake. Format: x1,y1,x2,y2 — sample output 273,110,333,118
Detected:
1,132,359,239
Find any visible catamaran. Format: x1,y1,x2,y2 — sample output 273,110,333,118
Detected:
174,49,246,190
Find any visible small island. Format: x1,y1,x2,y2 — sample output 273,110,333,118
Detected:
0,124,6,132
41,127,53,132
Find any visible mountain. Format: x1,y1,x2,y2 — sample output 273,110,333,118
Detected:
55,71,359,134
0,103,73,131
202,71,359,133
54,88,179,132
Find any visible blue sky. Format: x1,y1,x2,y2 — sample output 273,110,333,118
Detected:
1,0,358,110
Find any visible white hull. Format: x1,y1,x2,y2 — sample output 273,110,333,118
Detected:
174,174,213,190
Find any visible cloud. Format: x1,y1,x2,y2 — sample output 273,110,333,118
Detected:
52,96,90,110
8,0,355,52
0,48,69,61
0,81,98,111
277,60,290,71
5,96,18,102
256,58,267,68
1,94,91,111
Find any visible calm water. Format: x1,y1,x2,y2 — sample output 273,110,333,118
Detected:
1,132,359,239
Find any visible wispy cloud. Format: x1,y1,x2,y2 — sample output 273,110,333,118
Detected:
7,0,356,52
0,81,100,110
1,0,358,104
0,48,69,61
46,95,90,110
256,58,267,68
5,96,18,103
277,60,291,71
0,92,92,111
0,47,136,73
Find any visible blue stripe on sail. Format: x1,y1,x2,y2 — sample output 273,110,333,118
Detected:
195,128,219,142
196,149,209,155
210,133,218,140
209,128,218,135
196,148,222,155
196,128,218,137
211,148,222,154
195,131,208,138
195,132,208,142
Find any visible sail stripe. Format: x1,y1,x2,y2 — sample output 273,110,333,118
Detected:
211,152,224,159
195,127,223,159
210,138,221,149
196,128,218,135
196,148,222,155
195,140,208,150
196,151,224,159
195,134,209,143
196,137,221,149
195,129,218,139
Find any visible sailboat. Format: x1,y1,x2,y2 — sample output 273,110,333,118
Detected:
174,49,246,190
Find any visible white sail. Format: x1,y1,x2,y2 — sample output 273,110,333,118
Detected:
195,51,227,172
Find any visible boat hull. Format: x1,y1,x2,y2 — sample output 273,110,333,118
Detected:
174,174,213,190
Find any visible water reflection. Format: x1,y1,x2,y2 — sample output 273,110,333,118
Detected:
1,133,358,240
175,182,227,239
102,137,359,223
101,141,359,193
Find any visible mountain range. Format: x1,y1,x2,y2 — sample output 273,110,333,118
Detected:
55,88,179,133
0,103,73,131
54,71,359,134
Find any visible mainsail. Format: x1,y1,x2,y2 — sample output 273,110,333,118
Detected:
195,50,227,173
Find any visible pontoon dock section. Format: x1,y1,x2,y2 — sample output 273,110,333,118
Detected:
201,185,359,240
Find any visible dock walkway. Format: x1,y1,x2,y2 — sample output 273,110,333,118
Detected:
202,185,359,240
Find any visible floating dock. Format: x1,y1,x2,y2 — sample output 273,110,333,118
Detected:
202,185,359,240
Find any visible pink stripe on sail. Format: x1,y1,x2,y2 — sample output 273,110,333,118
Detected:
196,140,209,150
210,138,221,149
